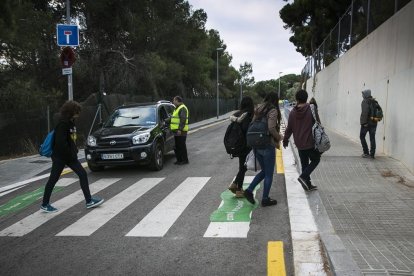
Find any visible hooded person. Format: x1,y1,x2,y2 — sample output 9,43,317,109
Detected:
360,89,377,158
283,90,320,192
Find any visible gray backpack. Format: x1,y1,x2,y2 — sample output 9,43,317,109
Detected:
310,104,330,153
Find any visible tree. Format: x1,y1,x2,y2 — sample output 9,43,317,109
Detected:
280,0,350,57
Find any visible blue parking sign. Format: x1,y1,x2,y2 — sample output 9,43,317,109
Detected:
57,24,79,46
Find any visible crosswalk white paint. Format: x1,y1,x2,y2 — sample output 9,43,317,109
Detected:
126,177,210,237
56,178,78,187
56,178,164,236
0,178,121,237
203,176,256,238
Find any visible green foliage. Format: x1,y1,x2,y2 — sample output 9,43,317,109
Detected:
0,0,242,111
280,0,351,57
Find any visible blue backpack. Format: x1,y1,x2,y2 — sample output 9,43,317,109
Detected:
39,130,55,157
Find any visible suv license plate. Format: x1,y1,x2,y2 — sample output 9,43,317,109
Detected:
101,153,124,160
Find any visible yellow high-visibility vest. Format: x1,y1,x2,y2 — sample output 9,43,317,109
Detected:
170,104,189,132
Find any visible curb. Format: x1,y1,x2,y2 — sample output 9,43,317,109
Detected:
282,108,361,276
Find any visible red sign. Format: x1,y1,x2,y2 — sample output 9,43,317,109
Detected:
60,46,76,68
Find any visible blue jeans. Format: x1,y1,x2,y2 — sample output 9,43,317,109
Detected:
246,145,275,201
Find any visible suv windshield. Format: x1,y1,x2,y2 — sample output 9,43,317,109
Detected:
104,106,157,127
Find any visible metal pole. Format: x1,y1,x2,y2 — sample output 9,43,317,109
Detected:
338,19,341,58
367,0,371,35
216,50,219,119
350,1,354,47
395,0,398,13
278,72,282,99
47,105,50,132
66,0,73,101
239,81,242,106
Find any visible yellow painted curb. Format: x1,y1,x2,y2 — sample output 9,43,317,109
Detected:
61,162,88,176
268,241,286,276
276,148,284,174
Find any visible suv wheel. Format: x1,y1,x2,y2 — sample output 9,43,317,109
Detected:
150,142,164,171
88,162,104,172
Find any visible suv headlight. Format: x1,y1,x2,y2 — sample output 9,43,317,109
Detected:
87,135,97,147
132,132,151,144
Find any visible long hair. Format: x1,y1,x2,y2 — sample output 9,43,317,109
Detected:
60,100,82,120
239,96,254,115
256,92,281,127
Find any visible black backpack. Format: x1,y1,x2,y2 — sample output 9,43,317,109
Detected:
224,119,246,158
246,110,271,149
369,99,383,122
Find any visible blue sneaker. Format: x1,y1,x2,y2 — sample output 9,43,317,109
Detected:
86,197,104,209
40,204,58,213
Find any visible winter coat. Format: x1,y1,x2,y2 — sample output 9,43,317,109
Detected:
52,119,79,163
360,89,377,126
283,103,315,150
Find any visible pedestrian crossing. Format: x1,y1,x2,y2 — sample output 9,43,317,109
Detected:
0,176,261,238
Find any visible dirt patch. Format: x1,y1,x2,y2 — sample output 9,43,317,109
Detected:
381,169,414,188
319,237,333,276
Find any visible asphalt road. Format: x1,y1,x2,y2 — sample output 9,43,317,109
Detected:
0,121,293,276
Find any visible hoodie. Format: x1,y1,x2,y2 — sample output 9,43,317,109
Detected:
283,103,315,150
360,89,376,126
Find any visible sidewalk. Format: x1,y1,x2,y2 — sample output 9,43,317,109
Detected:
0,112,233,191
291,128,414,275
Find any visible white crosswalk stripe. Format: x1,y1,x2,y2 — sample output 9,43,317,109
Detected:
56,178,164,236
126,177,210,237
0,178,121,237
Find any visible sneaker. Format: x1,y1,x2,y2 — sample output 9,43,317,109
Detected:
40,204,58,213
298,177,309,191
261,198,277,207
235,189,244,198
243,190,255,205
305,180,318,191
362,153,370,158
86,197,104,209
228,182,238,194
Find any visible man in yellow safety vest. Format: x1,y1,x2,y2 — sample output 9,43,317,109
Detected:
170,96,189,165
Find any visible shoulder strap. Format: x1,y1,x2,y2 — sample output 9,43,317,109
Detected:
310,104,317,122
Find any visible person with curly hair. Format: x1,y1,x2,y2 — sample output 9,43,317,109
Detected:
40,101,104,213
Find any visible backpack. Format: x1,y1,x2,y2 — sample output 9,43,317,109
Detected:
310,105,330,153
39,130,55,157
246,109,271,149
369,99,383,122
224,116,247,158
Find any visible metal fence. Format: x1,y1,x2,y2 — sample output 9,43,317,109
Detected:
302,0,412,79
0,96,236,158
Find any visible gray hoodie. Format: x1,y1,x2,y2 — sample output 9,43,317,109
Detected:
360,89,376,125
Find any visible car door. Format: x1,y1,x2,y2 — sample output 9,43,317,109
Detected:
159,105,174,152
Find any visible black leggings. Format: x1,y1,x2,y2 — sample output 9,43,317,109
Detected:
234,152,248,189
42,156,91,205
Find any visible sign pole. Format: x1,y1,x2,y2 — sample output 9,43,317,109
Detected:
66,0,73,101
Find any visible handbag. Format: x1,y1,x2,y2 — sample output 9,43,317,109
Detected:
244,150,261,171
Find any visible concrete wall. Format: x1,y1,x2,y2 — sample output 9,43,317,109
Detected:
306,1,414,172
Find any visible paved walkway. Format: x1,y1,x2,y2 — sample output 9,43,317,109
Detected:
303,128,414,275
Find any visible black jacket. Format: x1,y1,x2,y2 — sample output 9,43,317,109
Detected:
52,119,78,163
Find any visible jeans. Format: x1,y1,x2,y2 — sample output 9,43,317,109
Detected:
234,152,248,189
298,148,321,183
174,135,188,162
42,156,91,205
246,145,275,201
360,125,377,156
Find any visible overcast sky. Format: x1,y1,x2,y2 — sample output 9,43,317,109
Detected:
188,0,306,82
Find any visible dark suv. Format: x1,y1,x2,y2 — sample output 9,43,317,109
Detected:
85,101,175,171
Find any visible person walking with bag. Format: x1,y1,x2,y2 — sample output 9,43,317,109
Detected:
227,96,254,198
360,89,378,159
283,90,320,192
40,101,104,213
243,92,282,207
